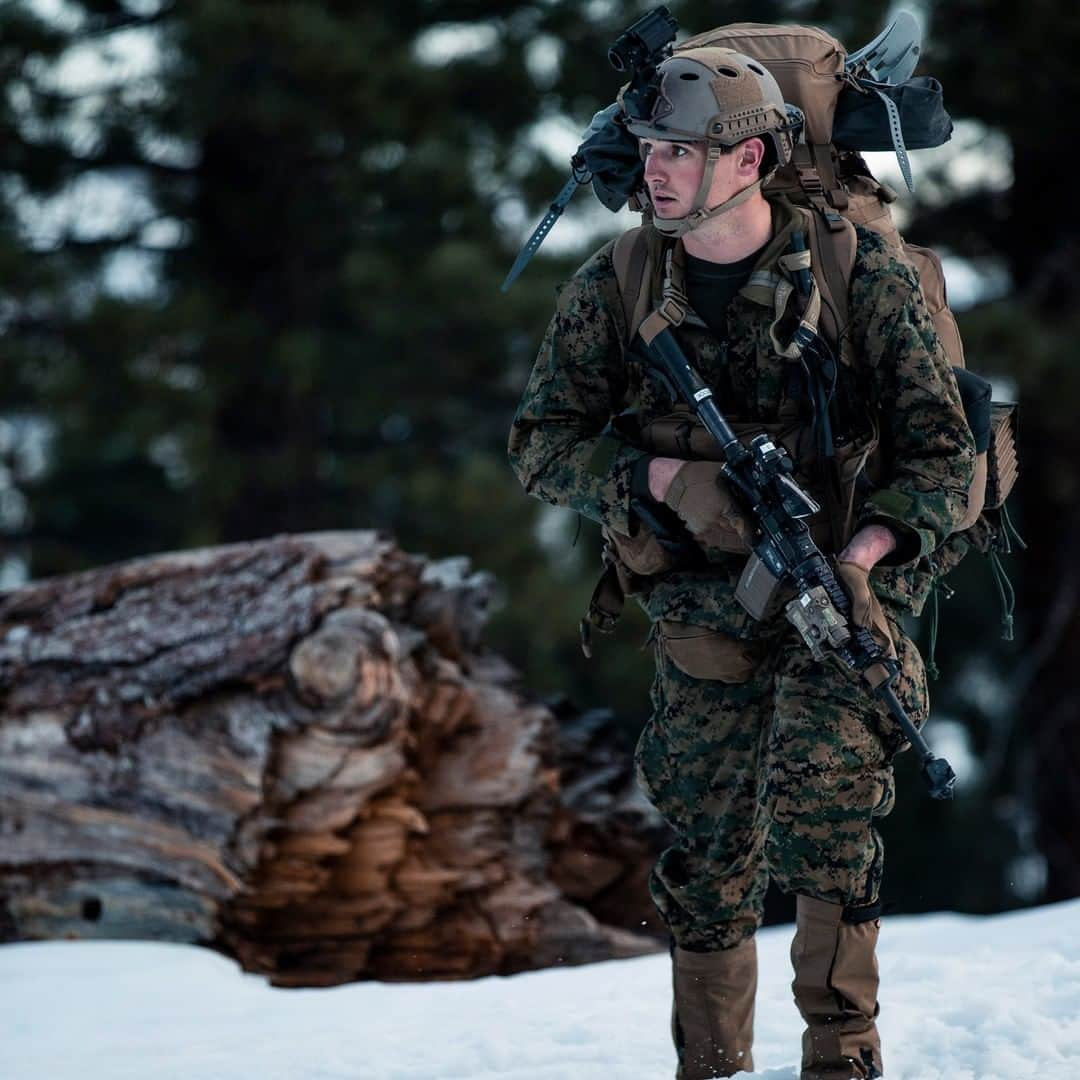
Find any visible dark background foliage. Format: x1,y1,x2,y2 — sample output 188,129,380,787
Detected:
1,0,1077,922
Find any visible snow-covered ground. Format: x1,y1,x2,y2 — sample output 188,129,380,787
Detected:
2,899,1078,1080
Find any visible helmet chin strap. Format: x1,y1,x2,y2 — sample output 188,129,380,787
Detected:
652,143,776,239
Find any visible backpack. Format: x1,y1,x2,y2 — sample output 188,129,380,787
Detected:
608,21,1022,672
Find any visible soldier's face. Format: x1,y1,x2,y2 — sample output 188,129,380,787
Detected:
640,138,739,218
640,139,704,217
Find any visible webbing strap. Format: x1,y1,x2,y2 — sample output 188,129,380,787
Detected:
612,228,652,341
747,269,782,292
803,209,857,356
639,247,689,345
768,274,824,360
769,227,847,546
809,142,849,213
793,145,847,232
779,248,813,275
870,86,914,193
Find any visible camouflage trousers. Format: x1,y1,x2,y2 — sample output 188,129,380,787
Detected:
634,612,927,952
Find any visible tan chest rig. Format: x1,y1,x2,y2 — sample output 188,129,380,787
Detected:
582,213,882,649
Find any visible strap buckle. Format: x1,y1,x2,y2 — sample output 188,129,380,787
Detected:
795,167,825,198
821,207,847,231
658,297,687,327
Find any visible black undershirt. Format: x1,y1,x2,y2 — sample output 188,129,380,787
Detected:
683,245,764,340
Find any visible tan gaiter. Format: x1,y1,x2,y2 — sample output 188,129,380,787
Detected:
790,896,883,1079
672,937,757,1078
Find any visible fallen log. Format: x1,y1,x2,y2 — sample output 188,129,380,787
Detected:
0,531,662,985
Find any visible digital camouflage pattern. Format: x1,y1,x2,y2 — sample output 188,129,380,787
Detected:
640,613,925,951
507,199,975,944
507,199,976,624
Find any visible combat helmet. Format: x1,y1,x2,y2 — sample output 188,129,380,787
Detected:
623,46,800,237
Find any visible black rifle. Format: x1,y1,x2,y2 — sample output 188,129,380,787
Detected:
641,325,957,800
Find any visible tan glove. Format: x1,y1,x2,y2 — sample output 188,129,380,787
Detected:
836,560,897,661
663,461,753,555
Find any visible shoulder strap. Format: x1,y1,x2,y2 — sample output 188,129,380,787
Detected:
612,226,657,343
802,207,858,356
615,208,857,360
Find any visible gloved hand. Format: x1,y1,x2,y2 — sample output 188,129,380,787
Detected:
836,560,897,660
575,103,643,212
662,461,754,555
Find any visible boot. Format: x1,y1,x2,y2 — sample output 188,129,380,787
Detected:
790,895,884,1080
671,938,756,1078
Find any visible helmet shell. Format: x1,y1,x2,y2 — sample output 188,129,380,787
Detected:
625,47,796,165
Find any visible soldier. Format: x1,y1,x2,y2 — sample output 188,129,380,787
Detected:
508,47,975,1080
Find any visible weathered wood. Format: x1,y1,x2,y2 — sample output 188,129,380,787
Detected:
0,531,664,985
546,701,675,940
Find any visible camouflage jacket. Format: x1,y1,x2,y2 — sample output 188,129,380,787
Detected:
508,204,976,634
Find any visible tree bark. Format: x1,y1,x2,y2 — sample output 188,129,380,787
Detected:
0,531,662,986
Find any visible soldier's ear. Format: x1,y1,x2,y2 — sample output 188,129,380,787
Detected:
740,137,765,170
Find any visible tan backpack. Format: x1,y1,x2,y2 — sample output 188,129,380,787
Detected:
606,21,1022,661
618,24,964,372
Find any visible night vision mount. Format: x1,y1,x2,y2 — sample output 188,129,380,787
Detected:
607,5,678,122
500,6,678,292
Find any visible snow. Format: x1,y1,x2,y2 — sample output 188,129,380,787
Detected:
2,900,1079,1080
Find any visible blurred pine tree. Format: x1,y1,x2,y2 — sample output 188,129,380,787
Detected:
2,0,1074,913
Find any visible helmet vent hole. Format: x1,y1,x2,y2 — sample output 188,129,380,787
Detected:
717,66,740,78
679,72,700,80
748,62,766,75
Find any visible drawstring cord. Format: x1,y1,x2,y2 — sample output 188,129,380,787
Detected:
988,502,1025,642
988,549,1016,642
927,500,1023,668
925,575,954,680
999,501,1027,554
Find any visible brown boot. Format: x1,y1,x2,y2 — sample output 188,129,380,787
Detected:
671,938,756,1078
790,896,884,1079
